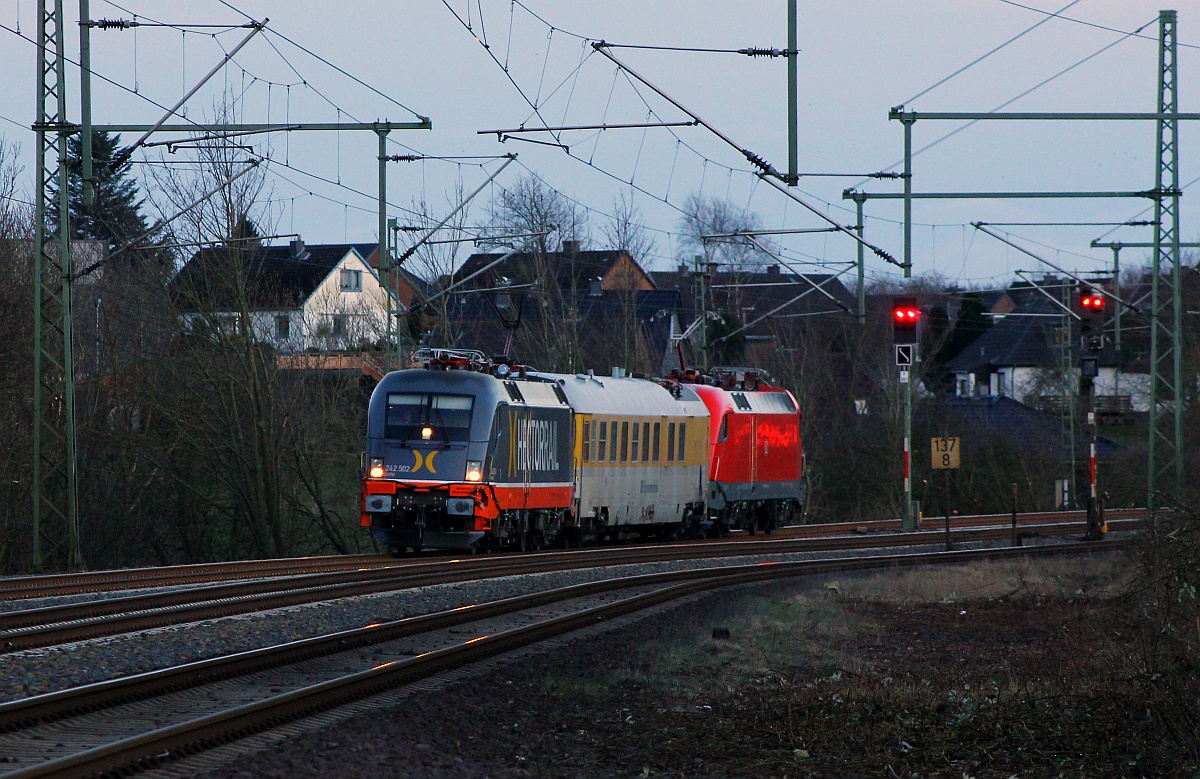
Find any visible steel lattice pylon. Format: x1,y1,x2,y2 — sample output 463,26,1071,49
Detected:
32,0,81,570
1148,10,1184,510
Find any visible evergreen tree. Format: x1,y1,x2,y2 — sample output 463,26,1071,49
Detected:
48,131,162,262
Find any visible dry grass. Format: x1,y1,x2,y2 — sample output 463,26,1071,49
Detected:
535,553,1199,778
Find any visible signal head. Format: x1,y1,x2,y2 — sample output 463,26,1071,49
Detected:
891,297,920,344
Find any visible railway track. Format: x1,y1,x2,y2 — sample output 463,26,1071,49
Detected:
0,518,1143,653
0,540,1126,779
0,508,1146,602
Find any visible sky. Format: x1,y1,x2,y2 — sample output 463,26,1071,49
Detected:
0,0,1196,290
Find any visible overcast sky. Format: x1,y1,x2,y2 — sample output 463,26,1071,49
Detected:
1,1,1196,288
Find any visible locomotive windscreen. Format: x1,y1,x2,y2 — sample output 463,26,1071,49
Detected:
385,393,475,442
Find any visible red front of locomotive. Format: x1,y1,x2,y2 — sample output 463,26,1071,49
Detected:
693,379,804,533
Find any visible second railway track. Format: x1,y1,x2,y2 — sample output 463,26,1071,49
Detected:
0,540,1126,779
0,517,1143,653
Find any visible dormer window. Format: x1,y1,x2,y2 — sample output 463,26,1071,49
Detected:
340,269,362,292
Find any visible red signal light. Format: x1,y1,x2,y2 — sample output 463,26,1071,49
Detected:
892,297,920,343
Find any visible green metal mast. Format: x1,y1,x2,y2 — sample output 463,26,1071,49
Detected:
1148,9,1184,510
32,0,81,570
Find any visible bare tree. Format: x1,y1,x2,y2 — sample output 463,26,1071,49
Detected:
602,192,658,266
490,174,587,253
677,192,773,271
0,138,33,571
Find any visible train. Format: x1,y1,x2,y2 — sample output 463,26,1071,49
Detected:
360,349,805,553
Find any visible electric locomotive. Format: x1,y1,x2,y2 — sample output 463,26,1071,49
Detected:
667,367,805,535
361,349,710,553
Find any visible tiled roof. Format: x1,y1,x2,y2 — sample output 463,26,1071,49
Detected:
944,297,1121,372
170,242,373,311
650,267,856,331
453,248,646,291
938,395,1120,458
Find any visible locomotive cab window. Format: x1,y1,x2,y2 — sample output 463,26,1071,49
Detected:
385,393,474,442
718,415,728,443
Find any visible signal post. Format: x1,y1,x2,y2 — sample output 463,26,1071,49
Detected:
893,298,921,531
1078,288,1106,540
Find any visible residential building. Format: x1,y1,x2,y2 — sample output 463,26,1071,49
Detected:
169,238,412,354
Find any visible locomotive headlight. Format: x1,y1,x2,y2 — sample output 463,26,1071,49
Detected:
421,426,433,440
495,363,511,378
368,457,385,479
465,460,483,482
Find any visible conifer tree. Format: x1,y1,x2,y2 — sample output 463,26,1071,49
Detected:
49,130,164,264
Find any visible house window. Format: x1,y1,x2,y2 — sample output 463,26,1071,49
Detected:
275,315,290,339
340,269,362,292
331,315,347,336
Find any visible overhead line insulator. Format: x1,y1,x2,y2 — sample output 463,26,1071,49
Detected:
737,47,795,58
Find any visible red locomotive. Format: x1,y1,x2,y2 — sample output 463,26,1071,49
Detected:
665,367,805,535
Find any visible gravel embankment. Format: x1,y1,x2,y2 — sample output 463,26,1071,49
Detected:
0,537,1066,702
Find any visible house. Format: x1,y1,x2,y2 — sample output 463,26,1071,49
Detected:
944,296,1150,415
651,263,857,364
169,238,410,354
449,240,654,295
440,242,681,372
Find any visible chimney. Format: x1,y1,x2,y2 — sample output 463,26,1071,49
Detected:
289,238,305,258
677,263,689,275
766,264,780,275
561,239,580,254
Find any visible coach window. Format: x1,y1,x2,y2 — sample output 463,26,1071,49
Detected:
620,421,629,462
652,422,661,462
598,421,608,462
611,420,619,462
678,422,687,462
591,420,599,464
582,421,591,463
630,422,640,463
641,422,650,462
667,422,676,461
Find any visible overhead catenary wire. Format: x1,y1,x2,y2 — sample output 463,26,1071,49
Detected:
901,0,1085,106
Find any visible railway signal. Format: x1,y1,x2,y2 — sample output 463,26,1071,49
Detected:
1077,287,1106,353
891,298,921,344
891,297,921,532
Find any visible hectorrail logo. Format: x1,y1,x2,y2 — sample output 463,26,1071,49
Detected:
412,449,439,474
511,417,560,473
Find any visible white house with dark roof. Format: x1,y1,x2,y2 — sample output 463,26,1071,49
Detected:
169,238,412,354
945,297,1149,415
